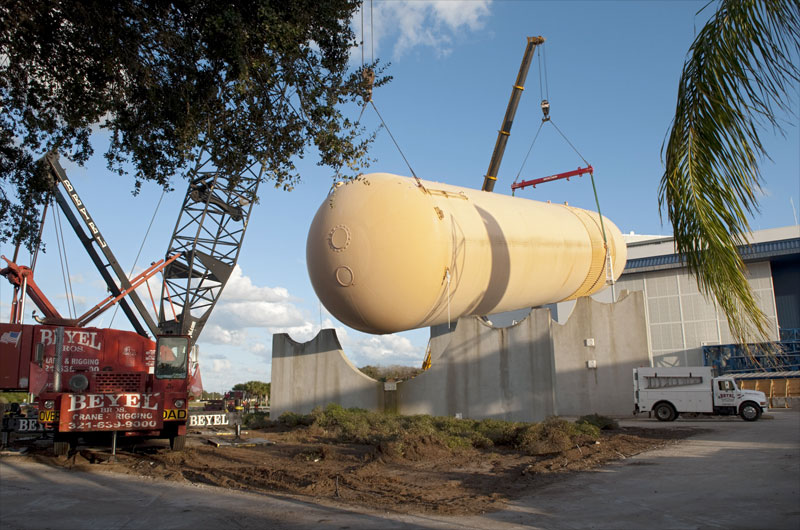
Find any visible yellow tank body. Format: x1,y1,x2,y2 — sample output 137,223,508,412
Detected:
306,173,626,334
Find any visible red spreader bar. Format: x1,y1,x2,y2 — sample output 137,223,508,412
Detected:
511,165,594,191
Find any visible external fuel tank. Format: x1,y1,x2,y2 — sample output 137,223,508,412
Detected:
306,173,626,334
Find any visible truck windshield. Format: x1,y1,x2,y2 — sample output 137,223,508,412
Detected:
155,336,189,379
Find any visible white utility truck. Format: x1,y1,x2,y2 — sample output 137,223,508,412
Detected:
633,366,768,421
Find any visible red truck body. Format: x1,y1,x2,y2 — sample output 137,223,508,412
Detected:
0,323,189,440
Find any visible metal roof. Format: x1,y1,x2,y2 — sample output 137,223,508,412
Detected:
732,371,800,379
624,237,800,273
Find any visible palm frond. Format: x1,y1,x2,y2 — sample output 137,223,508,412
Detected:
660,0,800,345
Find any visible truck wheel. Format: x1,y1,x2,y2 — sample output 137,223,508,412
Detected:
739,402,761,422
170,434,186,451
654,402,676,422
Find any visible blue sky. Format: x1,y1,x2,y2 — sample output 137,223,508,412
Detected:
2,1,798,392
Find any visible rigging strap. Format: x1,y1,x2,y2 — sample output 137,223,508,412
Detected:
369,100,423,189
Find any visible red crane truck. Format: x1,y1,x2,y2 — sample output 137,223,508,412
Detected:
1,325,192,453
1,153,259,454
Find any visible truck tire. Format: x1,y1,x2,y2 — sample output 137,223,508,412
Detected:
170,434,186,451
739,402,761,422
654,402,677,422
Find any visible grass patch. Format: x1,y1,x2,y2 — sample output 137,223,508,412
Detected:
273,404,602,457
0,392,29,404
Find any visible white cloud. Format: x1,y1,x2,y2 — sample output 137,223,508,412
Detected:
248,342,269,356
212,300,306,329
431,1,489,29
355,0,492,60
266,316,425,368
210,358,232,373
127,264,304,333
347,333,424,366
203,324,249,346
204,265,307,330
202,325,270,358
270,320,319,342
222,265,290,303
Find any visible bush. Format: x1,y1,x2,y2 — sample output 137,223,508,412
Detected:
242,412,270,429
516,416,601,455
475,418,520,446
577,413,619,431
277,411,315,427
275,406,605,458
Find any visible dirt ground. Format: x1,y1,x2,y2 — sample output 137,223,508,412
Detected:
6,423,699,516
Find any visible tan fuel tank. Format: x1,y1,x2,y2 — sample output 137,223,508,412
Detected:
306,173,626,334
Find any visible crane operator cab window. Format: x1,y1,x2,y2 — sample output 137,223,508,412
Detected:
155,336,190,379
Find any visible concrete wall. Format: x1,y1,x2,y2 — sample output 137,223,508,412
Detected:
271,295,648,420
397,309,557,422
270,329,384,418
553,291,650,417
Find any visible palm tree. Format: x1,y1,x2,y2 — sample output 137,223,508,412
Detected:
660,0,799,345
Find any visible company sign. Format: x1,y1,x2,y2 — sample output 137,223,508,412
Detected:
188,412,236,427
59,393,164,432
37,328,103,375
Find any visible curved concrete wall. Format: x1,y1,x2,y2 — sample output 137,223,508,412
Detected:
271,293,649,420
270,329,383,418
397,310,556,422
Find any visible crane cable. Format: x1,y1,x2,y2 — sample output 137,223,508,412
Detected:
52,197,77,318
513,43,613,285
109,187,167,328
356,0,421,188
513,45,551,192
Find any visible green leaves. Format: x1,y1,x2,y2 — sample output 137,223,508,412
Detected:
1,0,389,250
232,380,271,400
660,0,799,345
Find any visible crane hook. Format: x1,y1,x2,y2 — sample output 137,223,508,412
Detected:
540,99,550,122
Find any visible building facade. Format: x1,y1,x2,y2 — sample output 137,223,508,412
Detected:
598,225,799,367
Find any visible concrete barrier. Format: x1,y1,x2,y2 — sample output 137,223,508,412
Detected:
271,292,649,421
270,329,384,418
552,291,650,417
396,309,556,422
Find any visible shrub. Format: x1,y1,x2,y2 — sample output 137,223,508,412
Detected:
278,411,315,427
516,416,601,455
242,412,270,429
577,413,619,431
276,406,605,458
475,418,520,446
